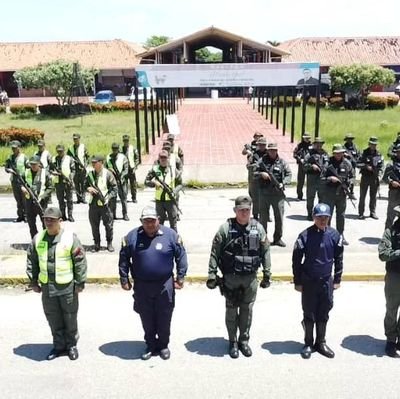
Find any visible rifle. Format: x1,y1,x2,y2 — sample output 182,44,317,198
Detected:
51,161,74,187
152,172,183,214
326,165,356,209
68,150,86,171
5,167,44,216
215,275,225,297
255,161,291,207
109,157,126,201
88,171,108,207
357,154,383,199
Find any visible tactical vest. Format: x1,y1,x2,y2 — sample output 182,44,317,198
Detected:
25,169,46,199
390,162,400,186
221,218,261,275
107,153,124,174
9,154,27,182
69,144,86,164
153,164,175,201
123,145,136,168
36,150,50,169
88,169,108,206
387,222,400,273
35,230,74,284
52,155,72,184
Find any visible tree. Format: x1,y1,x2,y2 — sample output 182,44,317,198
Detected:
267,40,281,47
144,35,170,48
14,60,96,106
195,47,222,63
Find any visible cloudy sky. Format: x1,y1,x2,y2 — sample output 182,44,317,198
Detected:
3,0,399,45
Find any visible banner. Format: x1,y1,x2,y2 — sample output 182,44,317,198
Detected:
135,62,320,88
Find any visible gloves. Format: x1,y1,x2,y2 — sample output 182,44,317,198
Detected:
260,276,270,289
206,279,217,289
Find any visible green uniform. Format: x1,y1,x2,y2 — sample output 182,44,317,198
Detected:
26,229,87,351
293,140,311,200
383,159,400,228
67,143,89,203
208,218,271,344
122,144,139,202
247,149,266,219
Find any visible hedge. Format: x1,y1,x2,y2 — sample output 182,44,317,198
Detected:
367,96,387,110
387,95,400,108
272,96,302,107
0,127,44,145
39,103,92,116
9,104,37,114
328,96,344,109
307,97,328,107
0,105,5,114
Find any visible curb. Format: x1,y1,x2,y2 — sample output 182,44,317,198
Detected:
0,274,385,286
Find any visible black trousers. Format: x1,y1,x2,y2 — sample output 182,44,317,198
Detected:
73,168,86,202
55,183,73,218
302,277,333,323
88,204,113,244
12,181,25,219
133,276,175,351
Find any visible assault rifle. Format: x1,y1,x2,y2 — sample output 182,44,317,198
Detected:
51,162,74,187
5,167,44,216
67,150,86,171
87,172,108,206
109,158,126,201
357,154,383,198
326,165,356,209
152,172,183,214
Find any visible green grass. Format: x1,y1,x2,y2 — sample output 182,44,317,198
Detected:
0,111,160,163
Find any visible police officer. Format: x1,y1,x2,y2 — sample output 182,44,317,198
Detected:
119,205,188,360
242,132,263,157
303,137,329,221
387,132,400,161
67,133,89,204
293,132,311,201
378,205,400,357
23,156,53,238
343,133,360,200
255,143,292,247
320,144,354,246
145,150,179,232
85,155,118,252
292,203,343,359
357,136,384,220
207,195,271,358
4,140,29,222
106,143,129,221
26,207,87,361
166,133,184,165
383,144,400,229
121,135,139,203
34,139,52,171
50,145,75,222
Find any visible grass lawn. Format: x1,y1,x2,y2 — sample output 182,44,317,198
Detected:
0,110,160,164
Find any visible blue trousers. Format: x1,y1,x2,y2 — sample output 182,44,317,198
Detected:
302,277,333,323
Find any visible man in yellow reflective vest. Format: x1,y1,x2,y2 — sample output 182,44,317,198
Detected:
121,134,139,203
26,206,87,361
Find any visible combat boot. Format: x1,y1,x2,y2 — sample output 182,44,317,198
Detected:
229,341,239,359
91,242,100,252
385,341,398,358
301,320,314,359
123,213,130,221
238,342,252,357
314,322,335,358
107,241,114,252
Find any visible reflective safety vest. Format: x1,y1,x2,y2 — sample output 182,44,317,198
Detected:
35,230,74,284
153,164,175,201
36,150,50,169
123,145,136,168
106,153,124,174
69,144,86,164
9,154,27,182
52,155,72,184
88,169,108,206
25,168,46,199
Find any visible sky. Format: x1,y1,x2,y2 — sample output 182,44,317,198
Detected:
2,0,399,45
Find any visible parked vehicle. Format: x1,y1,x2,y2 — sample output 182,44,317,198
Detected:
395,84,400,96
94,90,116,104
128,87,156,102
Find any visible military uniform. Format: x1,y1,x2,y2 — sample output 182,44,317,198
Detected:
85,156,118,252
378,206,400,357
26,207,87,361
343,134,360,199
357,137,384,219
207,196,271,358
387,133,400,161
293,133,311,201
119,206,188,360
34,140,52,171
166,134,184,165
383,146,400,228
4,141,29,221
122,136,139,203
293,203,343,359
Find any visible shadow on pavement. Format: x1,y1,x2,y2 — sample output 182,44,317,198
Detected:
359,237,381,245
286,215,309,221
262,340,303,355
11,243,29,251
99,341,144,360
13,343,53,361
345,214,362,220
0,218,15,222
185,337,228,357
341,335,386,357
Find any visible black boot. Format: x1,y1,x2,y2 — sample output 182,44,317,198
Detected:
315,322,335,358
107,241,114,252
386,341,398,358
301,320,314,359
229,341,239,359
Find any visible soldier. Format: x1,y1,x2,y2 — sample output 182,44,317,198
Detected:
106,143,129,221
293,132,311,201
145,150,179,232
320,144,354,246
50,145,75,222
255,142,292,247
387,132,400,161
23,156,53,238
383,144,400,229
357,136,384,220
85,155,118,252
303,137,329,221
166,133,184,165
378,205,400,357
207,195,271,358
242,132,263,157
293,203,343,359
343,133,360,200
247,137,267,220
67,133,89,204
26,207,87,361
4,140,29,222
119,205,188,360
34,140,52,171
121,135,139,203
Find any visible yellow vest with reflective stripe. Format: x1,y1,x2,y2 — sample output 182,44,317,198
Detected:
106,153,124,173
9,154,27,182
35,230,74,285
52,155,72,184
124,145,135,168
69,144,85,164
36,150,50,169
25,169,46,199
153,164,175,201
88,169,108,205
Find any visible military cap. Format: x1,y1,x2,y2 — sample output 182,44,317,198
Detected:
167,134,176,141
253,131,263,138
72,133,81,139
313,203,331,217
368,136,378,145
344,133,355,140
302,132,312,139
267,142,278,150
235,195,252,210
159,150,169,158
10,140,21,148
332,143,346,153
257,137,267,145
29,155,41,165
111,142,120,150
56,144,65,151
162,141,172,148
122,134,130,141
91,154,104,162
37,139,45,146
43,207,63,219
140,205,158,220
313,137,324,144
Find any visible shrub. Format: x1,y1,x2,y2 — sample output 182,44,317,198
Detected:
110,101,134,111
272,96,301,107
367,96,387,110
0,127,44,145
0,105,6,114
307,97,328,107
38,104,63,116
9,104,37,115
387,95,400,108
89,103,112,113
328,96,344,109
